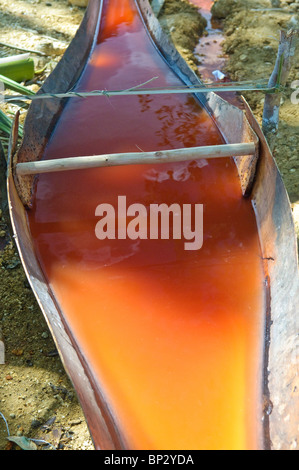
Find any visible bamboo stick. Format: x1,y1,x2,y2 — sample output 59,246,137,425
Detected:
16,142,256,176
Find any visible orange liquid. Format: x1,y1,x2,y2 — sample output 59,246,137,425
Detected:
28,0,265,450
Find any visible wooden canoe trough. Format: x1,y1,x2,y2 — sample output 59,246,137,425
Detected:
7,0,299,450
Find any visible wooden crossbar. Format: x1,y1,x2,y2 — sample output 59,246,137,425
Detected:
15,142,256,176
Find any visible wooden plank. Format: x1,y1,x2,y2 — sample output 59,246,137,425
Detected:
15,142,256,176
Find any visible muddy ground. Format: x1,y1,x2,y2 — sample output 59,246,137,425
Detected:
0,0,298,451
211,0,299,242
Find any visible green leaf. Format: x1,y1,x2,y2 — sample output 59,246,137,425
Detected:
0,74,35,96
7,436,38,450
0,56,34,83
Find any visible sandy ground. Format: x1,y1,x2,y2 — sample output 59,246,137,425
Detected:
0,0,298,451
0,0,93,451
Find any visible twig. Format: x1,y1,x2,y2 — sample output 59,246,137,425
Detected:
262,29,298,149
30,438,56,449
2,81,276,103
0,327,4,365
0,41,47,57
0,412,10,436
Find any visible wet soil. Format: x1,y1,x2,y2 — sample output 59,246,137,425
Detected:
0,0,298,451
209,0,299,246
158,0,208,70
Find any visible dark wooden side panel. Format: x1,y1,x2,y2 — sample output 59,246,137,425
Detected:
14,0,103,206
244,102,299,450
8,0,299,450
9,0,127,450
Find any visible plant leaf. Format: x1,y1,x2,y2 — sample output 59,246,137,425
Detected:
7,436,38,450
0,74,35,96
0,109,23,138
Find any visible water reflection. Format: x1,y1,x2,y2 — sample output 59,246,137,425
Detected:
96,0,137,43
154,97,212,148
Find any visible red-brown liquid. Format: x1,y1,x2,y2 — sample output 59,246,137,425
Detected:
28,0,265,450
